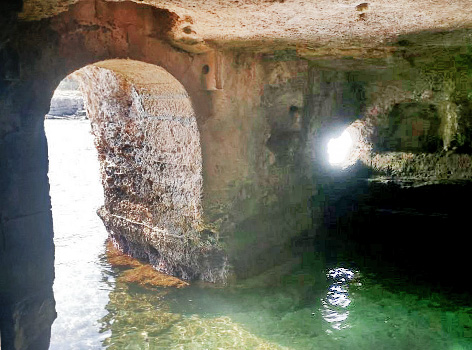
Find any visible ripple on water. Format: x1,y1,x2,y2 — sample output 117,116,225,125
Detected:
321,267,357,332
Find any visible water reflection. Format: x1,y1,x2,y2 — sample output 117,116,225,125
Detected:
321,267,357,331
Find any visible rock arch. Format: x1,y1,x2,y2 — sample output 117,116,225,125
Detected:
1,2,224,344
70,59,226,281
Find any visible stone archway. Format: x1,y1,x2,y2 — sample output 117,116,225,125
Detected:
72,59,226,281
1,3,227,345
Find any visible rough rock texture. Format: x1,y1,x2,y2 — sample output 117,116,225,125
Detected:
1,0,472,348
372,151,472,178
75,60,227,282
307,49,472,182
19,0,472,57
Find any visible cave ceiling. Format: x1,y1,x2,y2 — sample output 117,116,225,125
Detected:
18,0,472,58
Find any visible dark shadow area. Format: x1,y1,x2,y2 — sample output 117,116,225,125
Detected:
304,170,472,297
376,102,442,153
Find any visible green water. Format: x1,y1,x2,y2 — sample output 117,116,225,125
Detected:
47,119,471,350
99,253,472,350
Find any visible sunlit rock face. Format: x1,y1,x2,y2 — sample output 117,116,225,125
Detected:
75,59,227,282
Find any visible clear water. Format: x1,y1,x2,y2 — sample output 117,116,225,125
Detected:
46,119,112,349
46,119,472,350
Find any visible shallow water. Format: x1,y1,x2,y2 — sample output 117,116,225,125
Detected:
46,119,472,350
46,119,112,349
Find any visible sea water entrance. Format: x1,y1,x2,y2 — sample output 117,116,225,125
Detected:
46,119,111,349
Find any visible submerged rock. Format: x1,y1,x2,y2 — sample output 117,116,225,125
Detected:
106,240,189,289
100,283,182,348
119,266,189,289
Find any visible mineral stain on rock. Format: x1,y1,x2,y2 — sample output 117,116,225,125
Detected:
106,241,189,289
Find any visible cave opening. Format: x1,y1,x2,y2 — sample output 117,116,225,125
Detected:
44,72,110,349
43,59,207,348
305,72,472,298
327,129,353,166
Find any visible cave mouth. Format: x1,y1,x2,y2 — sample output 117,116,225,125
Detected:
44,97,109,348
327,129,353,166
43,59,209,347
71,59,207,280
46,58,206,273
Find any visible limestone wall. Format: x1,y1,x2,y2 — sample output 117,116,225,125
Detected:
0,0,316,285
75,60,229,282
2,1,472,348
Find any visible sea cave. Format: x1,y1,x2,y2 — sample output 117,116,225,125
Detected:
1,0,472,349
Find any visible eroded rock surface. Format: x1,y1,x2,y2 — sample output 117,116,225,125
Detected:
19,0,472,58
76,59,227,282
2,0,472,348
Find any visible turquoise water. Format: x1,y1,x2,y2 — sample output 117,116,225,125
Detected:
99,260,471,350
46,119,472,350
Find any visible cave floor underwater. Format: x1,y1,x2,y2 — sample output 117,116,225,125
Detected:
46,118,471,350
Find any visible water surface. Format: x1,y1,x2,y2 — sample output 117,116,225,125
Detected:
46,119,472,350
46,119,112,349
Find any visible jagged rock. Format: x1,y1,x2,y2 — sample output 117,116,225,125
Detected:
75,60,228,283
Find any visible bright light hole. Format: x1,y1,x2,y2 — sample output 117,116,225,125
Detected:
327,130,353,165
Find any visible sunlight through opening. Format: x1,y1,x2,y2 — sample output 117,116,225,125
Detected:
327,130,353,166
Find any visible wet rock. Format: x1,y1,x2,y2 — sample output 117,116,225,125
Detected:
106,240,144,269
119,266,190,289
107,240,189,289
